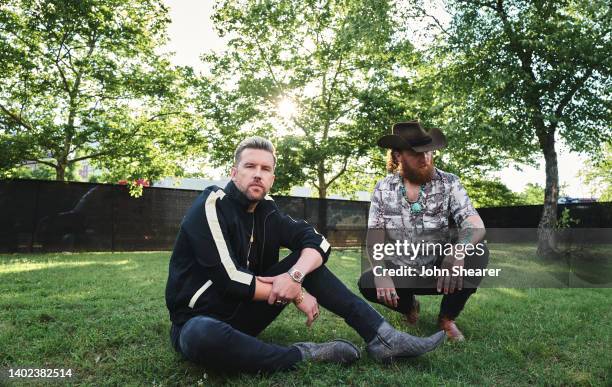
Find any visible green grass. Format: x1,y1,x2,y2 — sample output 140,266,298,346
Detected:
0,247,610,386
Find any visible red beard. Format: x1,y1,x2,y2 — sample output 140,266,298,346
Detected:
401,160,434,185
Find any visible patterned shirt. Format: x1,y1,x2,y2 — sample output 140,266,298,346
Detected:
368,168,479,267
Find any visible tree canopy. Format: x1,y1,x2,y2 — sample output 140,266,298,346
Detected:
197,0,421,198
426,0,611,255
463,178,521,207
1,0,609,223
580,144,612,201
0,0,202,184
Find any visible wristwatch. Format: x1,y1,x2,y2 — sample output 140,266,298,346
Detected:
287,268,304,284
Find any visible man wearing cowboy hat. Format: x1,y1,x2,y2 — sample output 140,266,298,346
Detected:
358,120,490,341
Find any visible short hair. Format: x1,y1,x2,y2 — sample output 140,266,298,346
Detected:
234,136,277,167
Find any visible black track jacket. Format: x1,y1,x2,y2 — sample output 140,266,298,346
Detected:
165,180,331,324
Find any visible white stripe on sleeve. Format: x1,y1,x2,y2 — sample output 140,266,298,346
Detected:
320,238,330,253
204,190,253,285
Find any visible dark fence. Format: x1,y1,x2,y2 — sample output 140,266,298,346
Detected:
1,179,610,253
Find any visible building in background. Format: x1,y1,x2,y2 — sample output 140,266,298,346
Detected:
153,177,370,201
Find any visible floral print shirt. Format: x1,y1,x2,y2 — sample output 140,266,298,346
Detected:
368,168,479,267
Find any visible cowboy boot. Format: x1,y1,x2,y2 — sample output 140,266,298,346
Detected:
366,321,445,363
293,339,360,365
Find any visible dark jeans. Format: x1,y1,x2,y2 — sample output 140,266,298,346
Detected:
358,245,490,320
170,250,384,373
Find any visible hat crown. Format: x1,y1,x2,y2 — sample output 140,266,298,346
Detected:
392,121,432,146
393,120,427,137
377,119,447,152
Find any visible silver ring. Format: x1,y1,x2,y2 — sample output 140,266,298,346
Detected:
390,292,397,298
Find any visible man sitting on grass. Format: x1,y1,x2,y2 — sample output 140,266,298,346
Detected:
165,136,445,373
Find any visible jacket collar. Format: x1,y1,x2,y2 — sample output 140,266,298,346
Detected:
224,180,275,213
224,180,252,210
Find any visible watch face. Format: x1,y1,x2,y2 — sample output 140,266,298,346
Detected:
291,269,303,282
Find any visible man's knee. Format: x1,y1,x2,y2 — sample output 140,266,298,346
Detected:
179,316,230,362
465,243,490,269
480,243,490,265
357,270,376,300
462,243,490,289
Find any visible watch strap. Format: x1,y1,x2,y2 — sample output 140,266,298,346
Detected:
287,268,304,283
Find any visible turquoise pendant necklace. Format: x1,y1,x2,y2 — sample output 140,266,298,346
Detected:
400,183,425,214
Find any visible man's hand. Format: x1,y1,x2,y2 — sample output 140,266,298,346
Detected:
258,274,302,305
295,292,320,327
374,274,399,308
437,254,464,294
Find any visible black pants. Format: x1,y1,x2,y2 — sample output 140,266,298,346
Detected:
170,251,384,373
358,245,490,320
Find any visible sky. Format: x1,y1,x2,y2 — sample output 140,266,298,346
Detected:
160,0,593,198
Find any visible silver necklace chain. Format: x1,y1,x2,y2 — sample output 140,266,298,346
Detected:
246,212,254,267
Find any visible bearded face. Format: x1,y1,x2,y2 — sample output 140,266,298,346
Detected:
230,148,276,202
397,150,435,185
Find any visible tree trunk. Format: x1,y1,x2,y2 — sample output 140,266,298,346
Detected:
55,164,66,181
537,129,560,257
55,153,68,181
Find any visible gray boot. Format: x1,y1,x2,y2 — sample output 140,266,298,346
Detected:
293,339,360,365
366,321,445,363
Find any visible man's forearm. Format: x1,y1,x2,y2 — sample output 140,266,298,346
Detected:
253,279,273,301
457,215,486,245
291,247,323,275
365,228,385,268
252,247,322,302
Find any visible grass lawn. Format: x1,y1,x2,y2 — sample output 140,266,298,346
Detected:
1,246,610,386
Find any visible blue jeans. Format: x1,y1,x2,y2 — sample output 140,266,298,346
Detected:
170,251,384,373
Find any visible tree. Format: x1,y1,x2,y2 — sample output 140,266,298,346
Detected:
463,178,521,207
516,183,545,205
0,0,201,184
198,0,415,199
580,143,612,201
430,0,611,256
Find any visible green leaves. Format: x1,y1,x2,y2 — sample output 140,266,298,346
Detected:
437,0,610,155
200,0,415,197
422,0,610,232
0,0,202,185
463,178,522,208
580,143,612,201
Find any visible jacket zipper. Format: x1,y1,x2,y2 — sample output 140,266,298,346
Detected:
259,208,277,273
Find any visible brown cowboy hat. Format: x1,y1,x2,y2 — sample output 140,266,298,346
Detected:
377,120,447,152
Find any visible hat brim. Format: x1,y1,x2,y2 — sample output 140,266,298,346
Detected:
377,128,447,152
